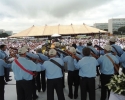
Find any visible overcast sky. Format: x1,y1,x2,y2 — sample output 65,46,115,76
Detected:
0,0,125,33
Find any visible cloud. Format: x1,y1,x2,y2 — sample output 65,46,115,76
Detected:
0,0,125,33
0,0,110,18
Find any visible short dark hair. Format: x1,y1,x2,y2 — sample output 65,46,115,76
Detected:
36,48,42,53
109,41,115,45
83,47,90,56
87,43,92,46
0,44,6,49
72,43,77,49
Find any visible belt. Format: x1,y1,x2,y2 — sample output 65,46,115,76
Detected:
16,79,32,82
47,77,62,80
80,77,95,79
101,73,113,76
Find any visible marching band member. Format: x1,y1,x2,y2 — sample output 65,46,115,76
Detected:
0,44,12,83
12,47,42,100
41,49,65,100
87,40,100,56
23,46,42,100
36,48,49,92
0,56,11,100
109,37,123,57
76,42,86,56
73,47,99,100
54,42,65,88
119,48,125,74
63,47,81,99
97,45,119,100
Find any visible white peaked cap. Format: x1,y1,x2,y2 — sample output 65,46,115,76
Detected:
109,37,116,42
49,49,57,56
69,47,76,54
18,47,28,54
104,45,112,51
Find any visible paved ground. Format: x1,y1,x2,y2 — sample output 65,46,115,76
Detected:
5,72,102,100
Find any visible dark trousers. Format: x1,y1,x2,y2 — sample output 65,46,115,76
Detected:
123,68,125,74
100,74,113,100
4,68,10,81
36,70,46,92
62,71,65,87
32,78,37,99
80,77,95,100
68,70,79,97
47,78,65,100
16,80,33,100
74,70,80,96
0,76,4,100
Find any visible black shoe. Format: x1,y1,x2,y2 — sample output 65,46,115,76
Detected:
74,95,78,99
63,85,65,88
42,88,46,92
4,82,8,85
38,89,41,92
68,94,73,99
6,79,12,82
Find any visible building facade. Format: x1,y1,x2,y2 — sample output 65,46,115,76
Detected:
108,18,125,34
0,29,4,34
4,31,13,35
93,23,108,30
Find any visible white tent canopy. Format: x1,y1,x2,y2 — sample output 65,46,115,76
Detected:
10,24,108,37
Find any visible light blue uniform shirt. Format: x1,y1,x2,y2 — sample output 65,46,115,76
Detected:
0,59,11,76
12,57,42,81
26,52,39,59
88,46,99,56
77,45,86,56
42,57,64,79
37,53,48,61
63,56,75,71
119,52,125,68
111,44,123,56
0,50,6,59
74,54,83,70
97,53,119,75
74,56,98,77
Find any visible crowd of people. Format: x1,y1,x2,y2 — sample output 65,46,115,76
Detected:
0,36,125,100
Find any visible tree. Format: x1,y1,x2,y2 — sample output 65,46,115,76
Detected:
104,29,108,31
0,33,9,37
118,26,125,33
113,31,119,34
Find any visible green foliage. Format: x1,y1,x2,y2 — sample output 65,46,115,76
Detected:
0,33,9,37
113,31,119,34
118,26,125,33
104,29,108,31
106,74,125,96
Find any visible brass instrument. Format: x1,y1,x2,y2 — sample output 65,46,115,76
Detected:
65,50,81,61
60,45,66,51
41,45,47,54
41,43,55,54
